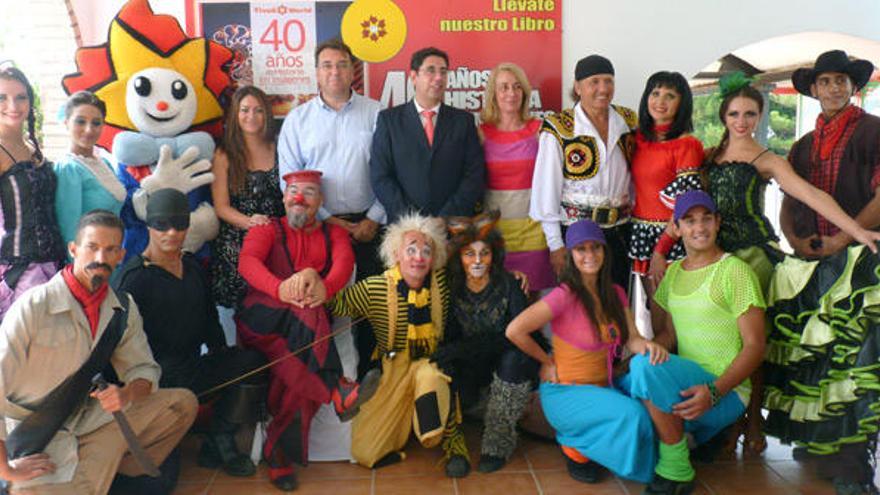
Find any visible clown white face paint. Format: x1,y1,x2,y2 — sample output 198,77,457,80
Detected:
460,240,492,281
125,67,197,137
396,231,433,286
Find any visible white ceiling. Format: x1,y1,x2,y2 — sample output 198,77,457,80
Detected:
692,31,880,89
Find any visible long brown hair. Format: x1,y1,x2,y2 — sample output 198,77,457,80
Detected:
0,66,43,162
558,243,628,343
220,86,274,193
705,85,764,164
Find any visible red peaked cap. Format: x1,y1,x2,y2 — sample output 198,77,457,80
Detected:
282,170,323,186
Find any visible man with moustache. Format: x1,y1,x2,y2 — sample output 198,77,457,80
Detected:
769,50,880,495
530,55,638,289
236,170,379,491
370,46,485,223
0,210,196,494
278,38,385,380
114,189,267,479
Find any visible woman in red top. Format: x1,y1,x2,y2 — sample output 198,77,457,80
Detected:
629,72,704,288
629,72,704,339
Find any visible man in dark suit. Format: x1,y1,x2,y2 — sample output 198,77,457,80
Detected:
370,47,485,223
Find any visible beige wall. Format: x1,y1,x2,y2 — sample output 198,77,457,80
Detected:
3,0,186,160
6,1,79,160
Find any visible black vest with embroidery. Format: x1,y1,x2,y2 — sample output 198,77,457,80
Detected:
540,105,638,181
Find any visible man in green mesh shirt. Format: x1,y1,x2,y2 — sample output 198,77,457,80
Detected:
620,191,766,495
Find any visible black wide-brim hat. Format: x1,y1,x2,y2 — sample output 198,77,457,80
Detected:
791,49,874,97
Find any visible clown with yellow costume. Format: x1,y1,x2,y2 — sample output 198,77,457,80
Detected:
328,213,472,478
62,0,234,260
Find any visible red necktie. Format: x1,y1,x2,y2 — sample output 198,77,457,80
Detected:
421,110,436,146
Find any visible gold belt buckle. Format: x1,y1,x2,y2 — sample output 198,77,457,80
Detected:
606,207,619,224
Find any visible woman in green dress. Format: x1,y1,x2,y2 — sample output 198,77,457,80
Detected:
699,73,880,458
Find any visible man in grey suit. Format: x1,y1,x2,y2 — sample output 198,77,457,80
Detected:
370,47,485,223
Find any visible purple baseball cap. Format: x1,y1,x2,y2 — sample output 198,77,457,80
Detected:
673,190,717,222
565,219,606,249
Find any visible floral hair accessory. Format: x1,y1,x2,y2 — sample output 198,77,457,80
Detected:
718,71,755,98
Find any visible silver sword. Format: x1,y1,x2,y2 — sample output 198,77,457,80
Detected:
91,374,161,477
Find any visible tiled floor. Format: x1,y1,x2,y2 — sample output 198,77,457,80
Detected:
173,424,879,494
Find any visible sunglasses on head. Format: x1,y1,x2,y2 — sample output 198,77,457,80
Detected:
147,215,190,232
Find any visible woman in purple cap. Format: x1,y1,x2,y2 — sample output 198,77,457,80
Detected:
506,219,668,484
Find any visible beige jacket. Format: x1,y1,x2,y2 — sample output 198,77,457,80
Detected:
0,272,160,486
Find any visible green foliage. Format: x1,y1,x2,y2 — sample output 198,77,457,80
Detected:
32,81,43,145
692,90,797,156
766,94,796,156
692,91,723,151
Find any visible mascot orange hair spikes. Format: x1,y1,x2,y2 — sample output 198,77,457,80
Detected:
62,0,235,261
63,0,233,150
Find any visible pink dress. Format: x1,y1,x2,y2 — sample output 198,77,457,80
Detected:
481,119,554,290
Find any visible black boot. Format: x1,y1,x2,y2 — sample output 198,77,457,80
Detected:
565,456,603,484
642,474,695,495
109,447,181,495
832,479,880,495
203,432,256,477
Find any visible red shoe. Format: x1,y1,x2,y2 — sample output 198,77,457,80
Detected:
331,368,381,422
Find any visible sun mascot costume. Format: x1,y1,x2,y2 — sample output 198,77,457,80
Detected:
62,0,234,260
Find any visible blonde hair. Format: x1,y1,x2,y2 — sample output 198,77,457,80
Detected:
380,213,447,270
480,62,533,125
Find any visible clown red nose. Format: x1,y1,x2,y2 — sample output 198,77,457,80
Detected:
282,170,323,205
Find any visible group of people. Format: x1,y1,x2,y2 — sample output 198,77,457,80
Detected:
0,36,877,495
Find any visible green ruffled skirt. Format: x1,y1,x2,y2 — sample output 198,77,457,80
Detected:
762,245,880,454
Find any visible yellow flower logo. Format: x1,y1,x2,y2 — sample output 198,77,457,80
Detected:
361,16,387,41
342,0,407,63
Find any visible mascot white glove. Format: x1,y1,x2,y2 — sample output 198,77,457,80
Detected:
183,202,220,253
133,145,214,221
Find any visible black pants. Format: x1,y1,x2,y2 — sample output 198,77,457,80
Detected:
160,347,267,431
448,335,545,409
188,347,267,398
602,223,632,292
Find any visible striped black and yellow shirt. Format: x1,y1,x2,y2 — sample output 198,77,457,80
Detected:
329,269,450,357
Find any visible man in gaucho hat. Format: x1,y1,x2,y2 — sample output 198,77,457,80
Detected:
766,49,880,495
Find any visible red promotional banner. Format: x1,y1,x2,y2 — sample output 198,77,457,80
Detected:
360,0,561,116
187,0,561,116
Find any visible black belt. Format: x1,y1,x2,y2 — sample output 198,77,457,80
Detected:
335,212,368,223
562,203,631,226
